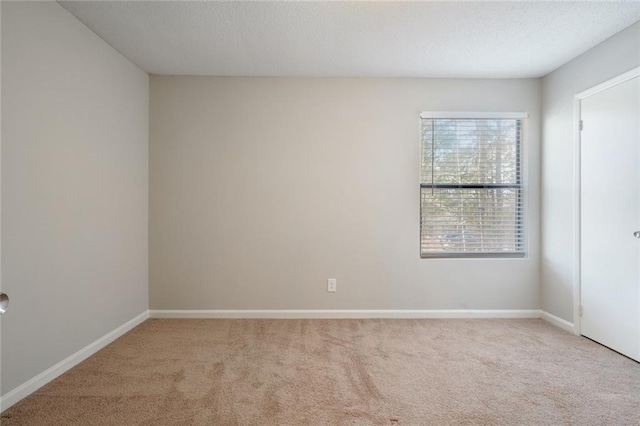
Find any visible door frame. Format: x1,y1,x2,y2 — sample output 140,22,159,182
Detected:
573,66,640,336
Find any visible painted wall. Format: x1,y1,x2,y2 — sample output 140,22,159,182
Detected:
150,77,541,311
1,2,148,394
541,22,640,322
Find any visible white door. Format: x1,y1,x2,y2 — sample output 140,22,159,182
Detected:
580,75,640,362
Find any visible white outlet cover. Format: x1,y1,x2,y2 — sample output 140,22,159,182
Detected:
328,278,337,292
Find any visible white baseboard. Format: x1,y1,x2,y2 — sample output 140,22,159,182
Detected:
149,309,541,319
540,310,576,334
0,310,149,412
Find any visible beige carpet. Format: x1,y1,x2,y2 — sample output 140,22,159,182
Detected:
2,319,639,425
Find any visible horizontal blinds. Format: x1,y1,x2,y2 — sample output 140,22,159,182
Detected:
420,117,525,257
421,120,521,185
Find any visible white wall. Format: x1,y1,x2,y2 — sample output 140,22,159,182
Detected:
541,22,640,322
150,77,541,311
1,2,149,394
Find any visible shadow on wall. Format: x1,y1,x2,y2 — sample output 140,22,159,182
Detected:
541,257,574,323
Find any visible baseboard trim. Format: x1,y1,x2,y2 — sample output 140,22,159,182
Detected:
149,309,541,319
0,310,149,412
540,310,576,334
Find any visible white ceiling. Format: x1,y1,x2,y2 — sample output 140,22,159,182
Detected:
59,1,640,78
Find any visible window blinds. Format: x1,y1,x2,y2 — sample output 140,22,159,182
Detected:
420,114,526,258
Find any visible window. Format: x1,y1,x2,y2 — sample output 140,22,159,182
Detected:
420,112,527,258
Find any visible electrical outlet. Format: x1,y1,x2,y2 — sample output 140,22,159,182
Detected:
327,278,337,292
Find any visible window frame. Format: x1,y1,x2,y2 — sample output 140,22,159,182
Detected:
419,111,528,259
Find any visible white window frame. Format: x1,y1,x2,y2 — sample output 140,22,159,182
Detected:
419,111,529,259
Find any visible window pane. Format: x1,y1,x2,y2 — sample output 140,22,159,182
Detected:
421,119,520,185
421,188,523,254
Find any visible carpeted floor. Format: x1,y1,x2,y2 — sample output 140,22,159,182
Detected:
2,319,639,425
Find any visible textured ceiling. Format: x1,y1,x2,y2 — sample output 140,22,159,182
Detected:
59,1,640,78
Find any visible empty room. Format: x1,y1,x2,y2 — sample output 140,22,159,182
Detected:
1,1,639,424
